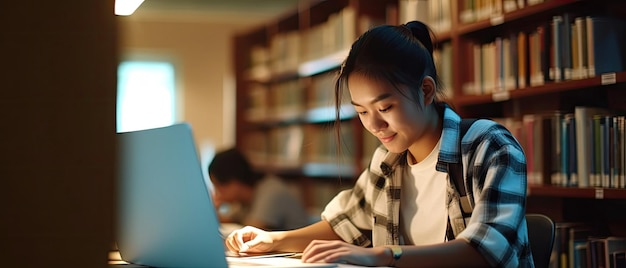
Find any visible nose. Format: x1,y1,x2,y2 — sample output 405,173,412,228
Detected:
364,114,388,134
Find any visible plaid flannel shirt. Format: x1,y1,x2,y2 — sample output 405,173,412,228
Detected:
321,104,534,267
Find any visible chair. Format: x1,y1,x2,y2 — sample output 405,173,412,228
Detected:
526,214,556,268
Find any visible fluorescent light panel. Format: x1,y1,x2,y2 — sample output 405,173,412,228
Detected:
115,0,145,16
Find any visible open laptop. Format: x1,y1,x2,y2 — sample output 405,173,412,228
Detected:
116,123,336,268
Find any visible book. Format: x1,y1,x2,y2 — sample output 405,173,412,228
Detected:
588,238,605,268
518,31,529,89
523,114,540,184
570,225,593,268
554,222,588,268
562,13,573,80
568,114,579,186
522,112,563,185
575,107,610,188
587,237,626,268
586,16,626,76
616,115,626,188
575,243,588,268
593,115,603,187
399,0,430,24
540,22,552,84
551,15,563,81
612,251,626,268
559,113,579,186
560,114,571,186
574,16,588,79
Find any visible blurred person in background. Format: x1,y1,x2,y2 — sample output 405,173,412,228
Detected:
208,147,310,232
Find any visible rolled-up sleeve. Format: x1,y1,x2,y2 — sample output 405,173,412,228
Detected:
321,169,374,247
457,125,530,267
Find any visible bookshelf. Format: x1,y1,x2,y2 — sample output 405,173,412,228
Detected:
232,0,626,239
233,0,397,211
446,1,626,266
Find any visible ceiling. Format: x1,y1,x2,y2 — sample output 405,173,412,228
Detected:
132,0,302,25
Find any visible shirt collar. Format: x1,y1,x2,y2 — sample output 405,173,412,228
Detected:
438,103,463,165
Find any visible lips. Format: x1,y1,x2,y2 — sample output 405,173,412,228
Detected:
378,133,396,143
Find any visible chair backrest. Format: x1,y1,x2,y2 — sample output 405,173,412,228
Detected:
526,214,555,268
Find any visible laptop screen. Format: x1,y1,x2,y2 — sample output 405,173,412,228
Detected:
116,123,227,268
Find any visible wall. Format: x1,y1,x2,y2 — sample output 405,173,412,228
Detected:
117,15,250,174
2,1,117,266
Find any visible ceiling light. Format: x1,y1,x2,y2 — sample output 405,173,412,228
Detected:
115,0,145,16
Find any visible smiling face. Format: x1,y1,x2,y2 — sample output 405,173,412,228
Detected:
348,73,441,161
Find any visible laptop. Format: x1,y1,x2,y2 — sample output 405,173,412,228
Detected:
117,123,337,268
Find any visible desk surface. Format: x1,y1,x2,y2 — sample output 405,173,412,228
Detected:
109,250,389,268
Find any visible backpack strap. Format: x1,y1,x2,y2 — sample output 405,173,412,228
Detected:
445,118,478,241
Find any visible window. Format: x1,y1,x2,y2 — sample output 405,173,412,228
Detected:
116,61,176,133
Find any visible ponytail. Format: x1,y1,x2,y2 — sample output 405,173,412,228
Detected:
404,20,435,56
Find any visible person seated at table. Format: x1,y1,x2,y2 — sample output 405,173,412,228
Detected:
209,147,310,231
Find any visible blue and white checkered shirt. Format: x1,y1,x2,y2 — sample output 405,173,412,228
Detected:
321,104,534,267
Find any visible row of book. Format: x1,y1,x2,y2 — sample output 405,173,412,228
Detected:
497,107,626,189
433,42,454,98
241,120,381,177
246,6,386,81
245,41,455,124
244,72,357,123
400,0,546,33
244,79,304,123
459,0,545,24
398,0,451,33
553,222,625,268
463,14,626,96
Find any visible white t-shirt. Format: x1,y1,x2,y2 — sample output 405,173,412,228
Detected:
400,139,448,245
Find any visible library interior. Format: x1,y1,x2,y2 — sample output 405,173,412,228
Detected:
4,0,626,267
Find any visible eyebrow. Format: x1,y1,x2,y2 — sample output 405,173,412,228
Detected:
351,93,392,107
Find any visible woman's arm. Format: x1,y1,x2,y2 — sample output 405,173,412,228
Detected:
299,238,489,267
225,220,342,253
271,220,342,252
392,239,489,267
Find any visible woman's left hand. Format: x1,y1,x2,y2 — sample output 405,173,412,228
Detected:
301,240,390,267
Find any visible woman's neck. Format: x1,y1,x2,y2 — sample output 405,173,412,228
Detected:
407,105,443,164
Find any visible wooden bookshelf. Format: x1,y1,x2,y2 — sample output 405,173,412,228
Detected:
529,185,626,199
233,0,395,209
455,71,626,107
232,0,626,225
449,1,626,258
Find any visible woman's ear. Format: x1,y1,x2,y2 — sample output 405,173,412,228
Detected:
421,76,436,105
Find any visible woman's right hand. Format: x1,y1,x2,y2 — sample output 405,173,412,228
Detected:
224,226,277,253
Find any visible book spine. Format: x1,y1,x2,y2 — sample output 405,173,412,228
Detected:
611,116,618,188
586,16,595,77
617,115,626,188
540,22,552,84
602,116,610,188
575,107,591,187
551,15,563,81
575,17,588,79
562,13,572,80
518,31,528,89
592,115,601,187
561,115,570,186
569,115,578,186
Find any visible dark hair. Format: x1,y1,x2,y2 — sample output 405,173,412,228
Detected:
208,148,258,187
333,21,445,155
334,20,443,113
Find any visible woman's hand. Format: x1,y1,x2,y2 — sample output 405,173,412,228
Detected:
301,240,391,267
224,226,276,253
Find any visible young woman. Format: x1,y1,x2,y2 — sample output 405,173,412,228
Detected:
224,21,533,267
